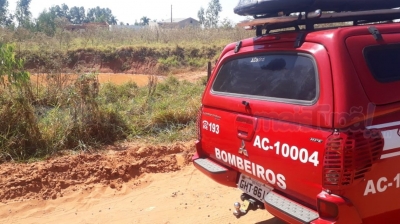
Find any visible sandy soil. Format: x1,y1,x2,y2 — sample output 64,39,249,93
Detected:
0,141,284,224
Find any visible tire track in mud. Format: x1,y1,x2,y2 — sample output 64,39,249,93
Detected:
0,142,195,202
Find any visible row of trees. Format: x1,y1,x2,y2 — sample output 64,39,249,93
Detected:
36,4,118,36
0,1,118,34
197,0,234,29
0,0,30,27
198,0,222,28
197,0,235,29
45,4,118,25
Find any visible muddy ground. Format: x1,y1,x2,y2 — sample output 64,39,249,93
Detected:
0,141,284,224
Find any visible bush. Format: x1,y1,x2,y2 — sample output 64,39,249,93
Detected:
0,43,43,161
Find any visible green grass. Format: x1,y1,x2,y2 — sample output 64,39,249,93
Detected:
0,74,204,162
99,76,203,142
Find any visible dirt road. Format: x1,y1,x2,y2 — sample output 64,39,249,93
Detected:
0,142,284,224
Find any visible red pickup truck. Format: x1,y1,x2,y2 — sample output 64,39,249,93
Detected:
193,9,400,224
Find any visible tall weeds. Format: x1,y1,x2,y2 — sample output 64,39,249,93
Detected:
6,26,251,51
0,27,208,162
0,43,43,161
0,72,203,162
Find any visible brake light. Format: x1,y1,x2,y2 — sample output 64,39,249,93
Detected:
323,130,384,190
317,199,339,220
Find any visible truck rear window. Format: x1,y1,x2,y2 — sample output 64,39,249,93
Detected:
364,44,400,83
212,54,317,103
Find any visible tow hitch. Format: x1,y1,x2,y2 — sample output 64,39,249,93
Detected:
233,193,265,218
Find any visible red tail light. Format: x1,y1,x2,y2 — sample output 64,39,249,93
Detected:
323,130,384,190
317,199,339,220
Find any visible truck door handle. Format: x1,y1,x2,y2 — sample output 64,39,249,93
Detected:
235,115,257,141
238,131,249,139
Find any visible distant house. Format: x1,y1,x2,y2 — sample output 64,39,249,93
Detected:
156,17,200,28
109,25,145,31
65,22,109,32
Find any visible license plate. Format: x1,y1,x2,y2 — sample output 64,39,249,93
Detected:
238,174,272,202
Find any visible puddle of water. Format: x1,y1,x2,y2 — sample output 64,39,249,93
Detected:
30,74,165,87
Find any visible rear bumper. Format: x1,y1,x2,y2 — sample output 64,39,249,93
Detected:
192,153,362,224
192,152,238,188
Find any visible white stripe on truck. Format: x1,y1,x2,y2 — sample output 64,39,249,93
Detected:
381,151,400,159
367,121,400,129
367,121,400,159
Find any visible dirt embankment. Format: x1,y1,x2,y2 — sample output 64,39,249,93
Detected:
21,46,219,74
0,142,194,202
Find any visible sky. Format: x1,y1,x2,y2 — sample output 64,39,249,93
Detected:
8,0,245,24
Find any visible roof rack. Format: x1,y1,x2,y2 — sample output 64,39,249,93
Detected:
237,9,400,36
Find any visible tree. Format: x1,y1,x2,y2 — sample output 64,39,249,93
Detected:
220,17,234,29
15,0,32,28
69,6,86,24
197,7,205,26
0,0,12,27
198,0,222,28
0,0,6,18
35,9,57,36
205,0,222,28
0,0,7,25
109,15,117,25
61,3,69,18
49,4,70,21
0,43,30,87
86,7,118,25
140,16,150,26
